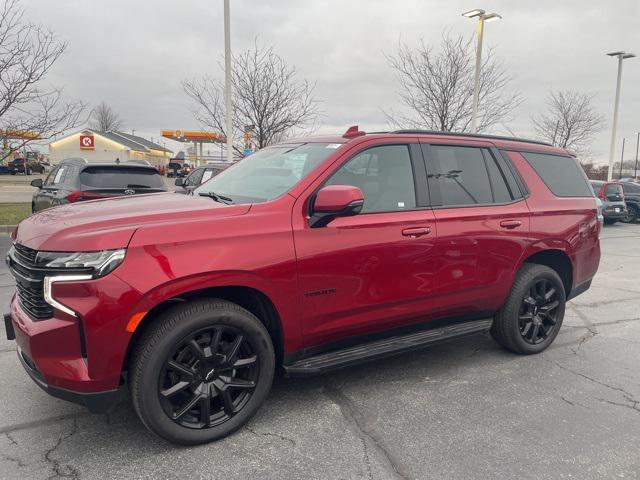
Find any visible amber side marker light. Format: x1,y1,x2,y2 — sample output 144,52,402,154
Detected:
126,312,147,333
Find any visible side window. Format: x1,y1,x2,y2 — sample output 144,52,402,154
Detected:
201,168,215,184
622,182,640,194
52,166,67,185
326,145,416,213
428,146,493,206
44,166,59,186
483,150,514,203
186,169,204,186
521,152,593,197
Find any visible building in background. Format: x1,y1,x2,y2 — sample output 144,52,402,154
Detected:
49,130,173,167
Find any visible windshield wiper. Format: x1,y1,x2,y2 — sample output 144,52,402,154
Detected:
198,191,234,204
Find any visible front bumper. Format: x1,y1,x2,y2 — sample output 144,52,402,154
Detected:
16,345,120,413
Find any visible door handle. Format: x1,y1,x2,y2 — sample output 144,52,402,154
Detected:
500,220,522,229
402,227,432,238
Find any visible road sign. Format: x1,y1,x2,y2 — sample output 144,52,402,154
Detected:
80,135,94,150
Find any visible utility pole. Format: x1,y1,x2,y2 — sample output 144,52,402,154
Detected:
224,0,233,163
462,9,501,133
619,137,626,179
634,131,639,179
606,51,635,180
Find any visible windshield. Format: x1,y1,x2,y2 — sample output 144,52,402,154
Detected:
194,142,340,203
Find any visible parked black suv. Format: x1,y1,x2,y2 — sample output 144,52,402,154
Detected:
174,163,229,194
30,158,168,212
619,181,640,223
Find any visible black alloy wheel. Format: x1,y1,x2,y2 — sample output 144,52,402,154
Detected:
491,263,566,355
518,279,560,345
130,299,275,445
159,326,259,429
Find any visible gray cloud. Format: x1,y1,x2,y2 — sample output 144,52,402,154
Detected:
23,0,640,162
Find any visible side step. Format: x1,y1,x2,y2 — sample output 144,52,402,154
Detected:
284,318,493,376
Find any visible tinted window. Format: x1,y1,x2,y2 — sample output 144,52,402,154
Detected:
52,166,67,185
185,168,204,187
326,145,416,213
621,182,640,194
201,168,219,184
483,151,514,203
605,184,623,196
80,167,165,189
44,166,59,186
521,152,593,197
429,146,493,206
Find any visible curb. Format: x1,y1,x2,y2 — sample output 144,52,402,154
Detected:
0,225,17,235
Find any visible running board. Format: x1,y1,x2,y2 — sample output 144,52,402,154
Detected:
284,318,493,376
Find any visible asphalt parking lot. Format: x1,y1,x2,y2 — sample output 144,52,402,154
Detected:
0,224,638,479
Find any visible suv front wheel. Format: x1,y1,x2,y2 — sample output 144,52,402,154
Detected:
130,299,275,445
491,264,566,355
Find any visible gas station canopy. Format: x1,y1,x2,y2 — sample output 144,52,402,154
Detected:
161,130,223,143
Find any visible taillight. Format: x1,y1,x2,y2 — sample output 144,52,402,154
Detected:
598,186,606,200
66,191,106,203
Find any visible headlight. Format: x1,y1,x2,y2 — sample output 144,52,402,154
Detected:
37,249,126,278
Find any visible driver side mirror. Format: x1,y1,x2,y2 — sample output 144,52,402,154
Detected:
310,185,364,228
30,178,43,189
174,178,184,187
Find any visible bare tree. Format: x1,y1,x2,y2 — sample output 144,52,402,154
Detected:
384,33,521,133
182,43,318,154
532,90,605,154
0,0,85,161
89,101,123,131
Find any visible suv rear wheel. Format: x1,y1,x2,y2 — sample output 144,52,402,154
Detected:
130,299,275,445
491,264,565,355
622,205,638,223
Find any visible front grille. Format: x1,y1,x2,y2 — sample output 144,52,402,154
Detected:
13,243,37,264
7,244,91,320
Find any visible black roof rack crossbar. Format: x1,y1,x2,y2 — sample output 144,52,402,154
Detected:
389,130,552,147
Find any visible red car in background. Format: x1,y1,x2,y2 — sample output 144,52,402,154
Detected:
5,127,600,445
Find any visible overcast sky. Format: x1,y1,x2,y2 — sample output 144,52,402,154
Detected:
23,0,640,163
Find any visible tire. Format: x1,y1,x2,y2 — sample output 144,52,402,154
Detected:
622,206,638,223
491,263,565,355
604,219,617,225
130,298,275,445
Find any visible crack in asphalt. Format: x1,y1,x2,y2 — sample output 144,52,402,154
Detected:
244,425,296,446
323,382,410,480
4,431,18,445
570,296,640,308
597,396,640,413
0,412,86,435
43,416,80,480
1,453,27,468
559,396,589,409
550,360,639,415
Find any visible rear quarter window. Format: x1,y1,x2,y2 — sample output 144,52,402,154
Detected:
521,152,593,197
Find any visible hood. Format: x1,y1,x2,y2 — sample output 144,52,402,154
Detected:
15,192,251,251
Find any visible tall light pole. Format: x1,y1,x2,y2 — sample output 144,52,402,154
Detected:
619,137,626,179
224,0,233,163
634,131,639,180
462,9,502,133
606,51,635,180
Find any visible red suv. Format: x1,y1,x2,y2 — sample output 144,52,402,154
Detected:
4,128,600,444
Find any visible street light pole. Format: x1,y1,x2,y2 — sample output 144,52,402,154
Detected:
606,51,636,180
619,137,626,179
462,9,501,133
223,0,233,163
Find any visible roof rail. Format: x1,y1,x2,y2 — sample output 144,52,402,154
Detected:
389,130,553,147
